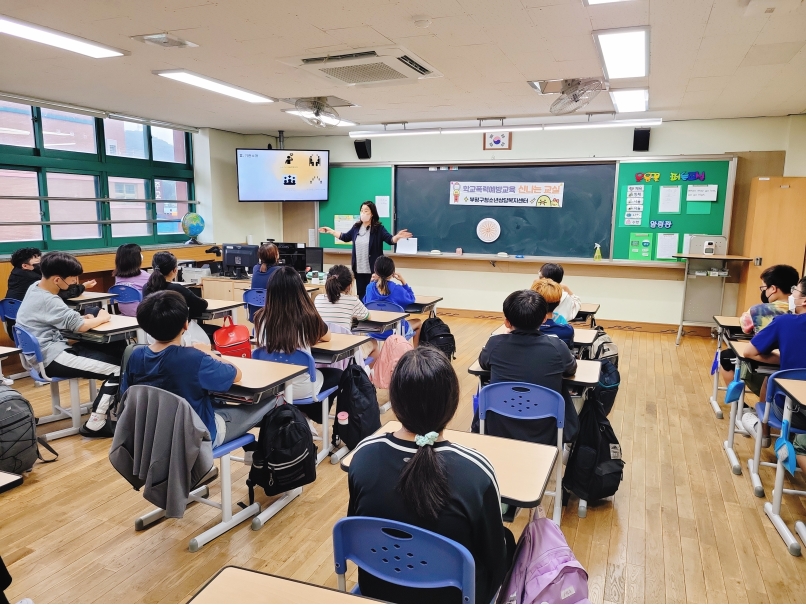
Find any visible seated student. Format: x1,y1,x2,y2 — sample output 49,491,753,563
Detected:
254,265,342,429
6,246,95,303
113,243,150,316
531,277,574,348
539,262,580,322
122,291,278,446
250,242,281,290
15,252,124,438
144,251,216,340
314,264,377,361
476,289,579,443
745,276,806,436
348,347,513,603
364,256,422,346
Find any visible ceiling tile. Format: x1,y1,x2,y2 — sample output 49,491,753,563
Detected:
740,41,806,66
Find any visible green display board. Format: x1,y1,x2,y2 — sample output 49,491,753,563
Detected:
318,166,393,250
613,160,731,261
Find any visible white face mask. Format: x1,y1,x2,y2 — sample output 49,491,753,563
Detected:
789,295,796,312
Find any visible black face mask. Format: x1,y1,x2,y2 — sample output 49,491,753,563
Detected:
31,264,42,275
761,289,770,304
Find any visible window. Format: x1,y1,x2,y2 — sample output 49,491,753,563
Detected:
0,169,41,242
155,179,189,234
103,118,147,159
41,108,97,153
0,101,34,148
46,173,101,240
151,126,187,163
109,176,150,237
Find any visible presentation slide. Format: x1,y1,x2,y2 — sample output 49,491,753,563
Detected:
237,149,329,202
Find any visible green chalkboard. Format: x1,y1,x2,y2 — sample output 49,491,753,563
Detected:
318,166,393,250
613,160,731,261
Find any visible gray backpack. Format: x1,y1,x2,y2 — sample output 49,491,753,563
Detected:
585,327,619,367
0,386,58,474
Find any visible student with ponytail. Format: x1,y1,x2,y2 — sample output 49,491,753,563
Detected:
347,347,513,603
314,264,377,359
363,256,422,346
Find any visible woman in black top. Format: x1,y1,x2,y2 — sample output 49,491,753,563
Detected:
348,347,513,603
319,201,412,300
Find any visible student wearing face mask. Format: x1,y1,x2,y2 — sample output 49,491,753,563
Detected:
15,252,126,438
318,201,413,300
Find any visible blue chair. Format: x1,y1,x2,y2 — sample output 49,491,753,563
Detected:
0,298,24,383
242,288,266,323
333,516,475,603
13,325,89,441
748,368,806,499
251,348,338,466
478,382,566,524
108,284,142,314
364,301,413,342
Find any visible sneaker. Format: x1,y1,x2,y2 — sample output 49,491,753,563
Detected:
762,436,771,448
307,417,319,437
79,414,115,438
741,411,760,437
1,377,13,386
562,443,571,465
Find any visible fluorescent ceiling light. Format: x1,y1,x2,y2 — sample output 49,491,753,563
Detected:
609,89,648,113
593,27,649,79
0,14,125,58
282,109,356,126
583,0,634,5
0,127,30,135
153,70,274,103
349,118,661,137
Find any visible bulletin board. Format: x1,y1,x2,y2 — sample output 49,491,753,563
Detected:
318,165,394,250
612,160,733,262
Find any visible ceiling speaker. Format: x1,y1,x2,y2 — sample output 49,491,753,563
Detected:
633,128,650,152
354,139,372,160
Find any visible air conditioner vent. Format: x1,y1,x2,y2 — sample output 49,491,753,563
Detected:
397,55,431,75
321,62,409,84
301,50,379,64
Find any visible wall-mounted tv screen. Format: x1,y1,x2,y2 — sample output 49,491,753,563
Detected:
236,149,329,202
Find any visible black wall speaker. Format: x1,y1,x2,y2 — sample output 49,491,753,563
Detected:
354,139,372,160
633,128,650,152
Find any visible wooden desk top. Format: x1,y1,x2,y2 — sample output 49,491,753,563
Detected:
205,299,245,312
365,310,409,323
305,285,320,293
468,359,601,386
775,379,806,407
714,315,742,328
673,254,752,261
67,291,118,303
414,295,443,305
87,314,139,334
226,356,308,392
341,421,557,507
728,340,779,365
0,346,21,359
490,324,597,345
579,302,600,314
190,566,376,604
311,333,371,355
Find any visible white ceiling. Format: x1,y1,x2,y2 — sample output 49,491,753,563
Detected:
0,0,804,136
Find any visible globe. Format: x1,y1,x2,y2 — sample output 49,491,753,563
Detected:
181,212,205,244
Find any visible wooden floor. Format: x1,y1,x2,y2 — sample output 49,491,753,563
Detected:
3,317,806,603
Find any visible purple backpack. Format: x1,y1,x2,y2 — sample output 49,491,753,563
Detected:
497,514,589,604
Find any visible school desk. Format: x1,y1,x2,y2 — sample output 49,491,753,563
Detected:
190,566,378,604
62,314,141,344
311,333,371,364
340,420,558,509
198,299,244,321
467,358,601,388
404,295,443,315
708,315,744,419
65,291,118,311
0,345,21,383
723,339,779,476
573,302,601,327
766,378,806,556
353,310,410,335
490,324,598,355
213,356,308,405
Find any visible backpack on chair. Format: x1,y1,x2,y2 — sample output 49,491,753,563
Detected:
0,386,58,475
420,316,456,360
583,327,618,367
370,335,413,390
332,360,381,451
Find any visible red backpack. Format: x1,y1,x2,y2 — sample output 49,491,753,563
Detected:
213,316,252,358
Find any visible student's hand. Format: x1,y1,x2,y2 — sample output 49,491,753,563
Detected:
370,273,379,282
392,272,406,285
560,283,573,295
96,309,110,323
83,280,97,289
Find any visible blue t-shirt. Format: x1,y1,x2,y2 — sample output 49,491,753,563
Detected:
750,313,806,371
251,264,280,290
540,318,574,349
363,281,416,308
121,346,238,443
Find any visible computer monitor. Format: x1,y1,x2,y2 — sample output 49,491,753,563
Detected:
222,243,259,279
275,242,307,273
306,247,324,273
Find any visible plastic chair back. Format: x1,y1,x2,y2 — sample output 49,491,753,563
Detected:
478,381,565,428
252,347,316,382
767,368,806,411
333,516,475,603
12,324,50,381
242,288,266,322
109,284,143,304
365,300,405,313
0,298,22,322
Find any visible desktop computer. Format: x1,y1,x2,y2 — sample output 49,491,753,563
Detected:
222,243,259,279
306,247,324,274
275,242,307,274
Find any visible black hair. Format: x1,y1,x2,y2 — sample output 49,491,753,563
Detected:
353,200,381,231
258,242,279,271
143,251,178,298
390,347,459,521
503,289,547,331
325,264,353,304
137,290,188,342
760,264,799,294
113,243,143,278
10,247,42,269
539,262,564,284
373,256,395,296
39,252,83,280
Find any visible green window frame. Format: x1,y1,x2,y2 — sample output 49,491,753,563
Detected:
0,104,195,255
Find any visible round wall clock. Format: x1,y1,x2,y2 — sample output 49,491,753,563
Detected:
476,218,501,243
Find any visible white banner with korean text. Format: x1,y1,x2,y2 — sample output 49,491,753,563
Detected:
449,181,564,207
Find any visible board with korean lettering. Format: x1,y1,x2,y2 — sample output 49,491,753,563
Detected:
394,163,616,258
613,160,731,261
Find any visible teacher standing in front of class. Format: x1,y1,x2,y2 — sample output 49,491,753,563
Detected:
319,200,412,300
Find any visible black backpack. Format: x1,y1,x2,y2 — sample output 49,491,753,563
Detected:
0,386,58,475
595,360,620,417
563,397,624,503
420,316,456,360
332,361,381,451
247,403,316,498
